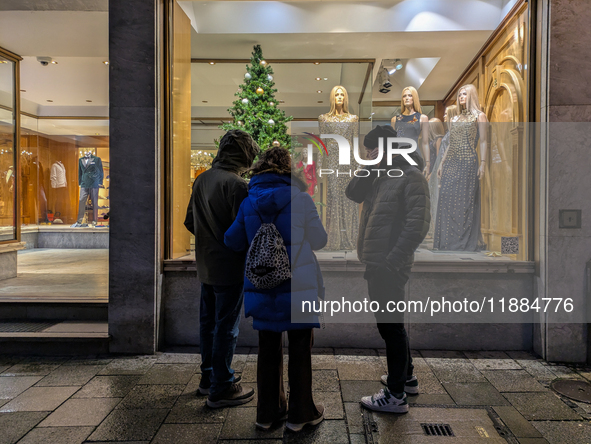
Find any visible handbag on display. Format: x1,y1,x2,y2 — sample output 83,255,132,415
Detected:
52,212,64,224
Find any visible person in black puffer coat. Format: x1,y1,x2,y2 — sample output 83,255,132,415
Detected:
345,125,430,414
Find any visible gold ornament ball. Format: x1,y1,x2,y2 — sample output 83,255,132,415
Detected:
269,102,274,106
260,60,267,67
272,140,280,147
237,120,243,126
256,87,264,95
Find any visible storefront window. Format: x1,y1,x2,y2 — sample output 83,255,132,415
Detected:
169,0,531,263
0,52,18,243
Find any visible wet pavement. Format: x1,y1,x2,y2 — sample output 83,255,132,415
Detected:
0,349,590,443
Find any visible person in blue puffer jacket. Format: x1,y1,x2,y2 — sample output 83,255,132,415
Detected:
224,146,327,433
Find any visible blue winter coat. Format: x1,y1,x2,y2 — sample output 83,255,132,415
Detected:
224,172,327,332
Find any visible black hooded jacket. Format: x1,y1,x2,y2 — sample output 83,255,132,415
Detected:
345,150,430,271
184,130,260,285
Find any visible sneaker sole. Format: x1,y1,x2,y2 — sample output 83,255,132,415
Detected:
206,392,254,408
255,413,288,431
286,413,324,432
197,386,210,395
360,399,409,414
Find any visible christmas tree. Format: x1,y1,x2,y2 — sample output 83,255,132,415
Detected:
220,45,293,152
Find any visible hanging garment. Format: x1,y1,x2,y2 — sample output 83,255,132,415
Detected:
50,161,67,188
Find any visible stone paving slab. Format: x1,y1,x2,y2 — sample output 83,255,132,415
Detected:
406,393,455,405
39,397,121,427
0,386,79,412
18,426,94,444
0,411,48,444
0,376,43,400
151,423,221,443
35,364,103,387
165,394,228,424
219,407,284,440
414,370,447,394
504,392,583,420
87,408,169,441
137,364,197,385
425,358,487,383
313,391,344,419
516,438,550,444
482,370,548,392
532,421,591,444
73,376,141,398
116,384,184,410
443,382,510,406
97,357,157,376
492,405,543,438
283,420,349,444
311,370,340,392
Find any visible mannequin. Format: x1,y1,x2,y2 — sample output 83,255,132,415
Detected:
426,106,455,240
318,85,359,250
391,86,430,176
434,84,488,251
72,151,103,227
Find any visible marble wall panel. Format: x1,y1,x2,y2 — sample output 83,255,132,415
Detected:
549,0,591,106
0,251,17,280
37,232,109,249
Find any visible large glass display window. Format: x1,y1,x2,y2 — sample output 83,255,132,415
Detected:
168,0,532,264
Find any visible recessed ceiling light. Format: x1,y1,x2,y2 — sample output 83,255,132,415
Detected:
317,101,323,103
95,133,100,135
314,62,320,65
317,90,322,93
202,100,208,103
86,100,92,102
46,100,53,102
51,60,58,64
20,90,26,92
209,61,215,65
279,100,285,103
103,61,109,65
315,77,321,81
323,78,328,81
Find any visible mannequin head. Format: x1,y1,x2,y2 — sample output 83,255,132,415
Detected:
328,85,349,115
401,86,422,115
443,105,457,123
456,84,480,114
428,118,445,141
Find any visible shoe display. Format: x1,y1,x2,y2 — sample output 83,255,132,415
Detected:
381,374,419,395
286,405,324,432
361,388,409,413
206,382,254,408
198,374,242,396
256,412,288,431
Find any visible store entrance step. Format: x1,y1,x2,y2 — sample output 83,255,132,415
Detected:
0,302,107,321
0,320,110,355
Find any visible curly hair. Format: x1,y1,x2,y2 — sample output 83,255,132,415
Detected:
247,147,307,190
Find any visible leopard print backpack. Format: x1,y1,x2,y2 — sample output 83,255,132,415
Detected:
245,214,292,290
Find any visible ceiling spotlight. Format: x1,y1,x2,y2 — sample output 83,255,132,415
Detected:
209,61,215,65
323,78,328,81
20,90,26,92
395,59,403,70
202,100,208,103
315,77,321,81
317,90,322,93
314,62,320,65
51,60,58,64
317,101,323,103
86,100,92,102
46,99,53,102
103,61,109,65
388,68,397,75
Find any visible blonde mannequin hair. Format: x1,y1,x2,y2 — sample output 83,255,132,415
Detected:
328,85,349,116
401,86,422,115
451,84,481,119
428,118,445,141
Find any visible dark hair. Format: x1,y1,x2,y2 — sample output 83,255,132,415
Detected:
248,147,307,190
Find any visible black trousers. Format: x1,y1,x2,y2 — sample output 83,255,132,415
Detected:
257,329,320,424
366,266,414,393
77,187,99,223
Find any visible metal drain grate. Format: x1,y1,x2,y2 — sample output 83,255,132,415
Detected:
421,423,455,437
0,322,58,333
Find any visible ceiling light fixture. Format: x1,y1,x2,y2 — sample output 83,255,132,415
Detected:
315,77,321,81
317,101,323,103
202,100,208,103
314,62,320,65
46,100,53,102
20,90,26,92
317,90,322,93
86,100,92,102
279,100,285,103
395,59,403,70
209,61,215,65
388,68,397,75
51,60,58,64
323,78,328,81
103,61,109,65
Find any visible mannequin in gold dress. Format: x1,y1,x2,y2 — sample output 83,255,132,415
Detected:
318,86,359,250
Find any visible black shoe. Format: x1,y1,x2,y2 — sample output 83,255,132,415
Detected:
198,374,241,396
206,382,254,408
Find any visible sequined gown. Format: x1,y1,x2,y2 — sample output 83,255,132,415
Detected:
426,132,449,239
434,110,483,251
318,112,359,250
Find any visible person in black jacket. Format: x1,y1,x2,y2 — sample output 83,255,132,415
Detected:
184,129,260,408
345,125,430,413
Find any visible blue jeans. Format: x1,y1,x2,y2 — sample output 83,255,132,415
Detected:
199,282,244,397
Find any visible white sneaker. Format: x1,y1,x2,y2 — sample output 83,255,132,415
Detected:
286,405,324,432
381,374,419,395
361,388,409,413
